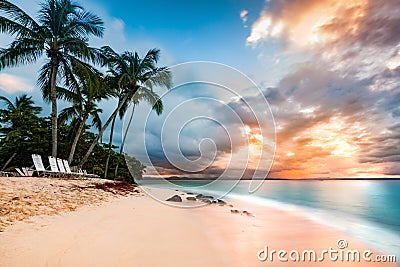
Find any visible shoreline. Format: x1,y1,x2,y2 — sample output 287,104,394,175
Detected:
0,177,398,266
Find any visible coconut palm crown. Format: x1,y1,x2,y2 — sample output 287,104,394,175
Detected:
0,0,104,157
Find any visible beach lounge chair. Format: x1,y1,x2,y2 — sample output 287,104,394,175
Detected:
0,171,14,177
83,169,99,178
47,156,63,177
22,167,34,176
56,158,69,177
63,160,83,178
31,154,54,177
15,168,26,176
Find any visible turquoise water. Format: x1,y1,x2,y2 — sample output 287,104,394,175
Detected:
142,179,400,257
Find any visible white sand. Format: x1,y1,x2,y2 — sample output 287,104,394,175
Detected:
0,193,229,267
0,185,397,267
0,176,137,231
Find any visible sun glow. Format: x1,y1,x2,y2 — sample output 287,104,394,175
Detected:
240,125,265,155
306,118,361,158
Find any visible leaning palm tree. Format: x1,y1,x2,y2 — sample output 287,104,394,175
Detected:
103,92,129,178
103,84,164,178
0,0,104,157
113,88,163,177
0,94,42,170
77,47,172,169
57,59,110,163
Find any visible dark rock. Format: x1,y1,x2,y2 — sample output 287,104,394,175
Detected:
187,192,195,195
166,195,182,202
216,199,226,204
186,196,197,201
243,211,254,217
231,209,240,214
200,198,212,204
196,194,204,198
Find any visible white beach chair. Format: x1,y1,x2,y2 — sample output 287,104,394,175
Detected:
15,168,26,176
31,154,53,177
22,167,34,176
83,169,99,178
57,158,67,175
48,156,62,177
63,160,83,178
63,160,72,173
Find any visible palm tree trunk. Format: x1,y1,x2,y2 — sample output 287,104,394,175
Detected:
104,116,116,178
1,151,17,171
68,112,90,164
50,60,59,157
77,93,130,169
114,104,136,177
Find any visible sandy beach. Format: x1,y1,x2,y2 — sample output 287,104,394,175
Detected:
0,177,397,267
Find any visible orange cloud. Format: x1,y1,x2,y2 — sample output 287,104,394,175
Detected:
247,0,368,49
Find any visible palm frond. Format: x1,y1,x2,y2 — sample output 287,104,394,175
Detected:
0,95,14,111
90,108,102,131
0,0,40,30
143,68,172,90
71,9,104,37
56,86,79,102
0,45,43,69
0,16,37,38
37,62,51,102
59,106,78,123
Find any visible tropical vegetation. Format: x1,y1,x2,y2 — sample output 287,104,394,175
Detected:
0,0,172,182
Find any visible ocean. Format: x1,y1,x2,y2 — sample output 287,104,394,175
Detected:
141,179,400,257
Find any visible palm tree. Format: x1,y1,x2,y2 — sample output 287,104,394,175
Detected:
77,47,172,169
103,91,128,178
58,59,110,163
0,94,42,170
103,86,163,178
0,0,104,157
113,89,163,177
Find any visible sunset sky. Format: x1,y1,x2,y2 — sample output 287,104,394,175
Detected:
0,0,399,178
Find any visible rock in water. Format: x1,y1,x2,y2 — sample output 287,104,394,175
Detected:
214,199,226,205
186,196,197,201
166,195,182,202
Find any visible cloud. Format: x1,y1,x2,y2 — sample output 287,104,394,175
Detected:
246,0,369,48
238,59,399,177
242,0,400,177
240,9,249,23
0,73,33,93
247,0,400,77
137,55,398,178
